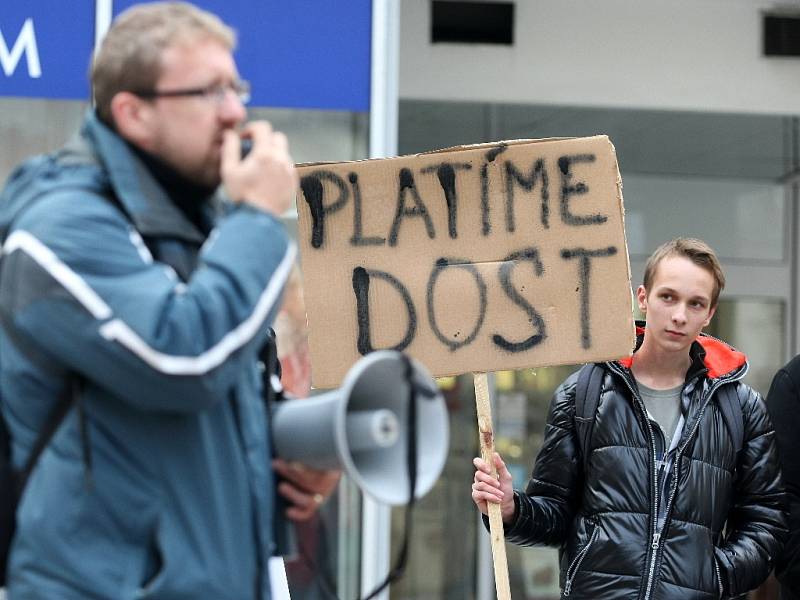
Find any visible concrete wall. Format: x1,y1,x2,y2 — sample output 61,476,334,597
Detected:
400,0,800,115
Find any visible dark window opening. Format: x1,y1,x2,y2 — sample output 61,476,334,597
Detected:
431,1,514,45
764,15,800,57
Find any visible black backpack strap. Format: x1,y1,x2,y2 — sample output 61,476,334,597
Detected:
16,378,83,495
0,314,87,494
717,383,744,458
574,363,605,472
0,151,94,502
1,380,78,585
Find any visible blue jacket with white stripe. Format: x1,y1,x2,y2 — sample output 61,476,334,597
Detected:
0,112,295,599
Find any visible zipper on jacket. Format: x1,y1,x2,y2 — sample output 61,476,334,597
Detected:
713,554,723,598
650,532,660,549
648,378,732,600
606,362,664,600
563,523,599,597
656,376,746,600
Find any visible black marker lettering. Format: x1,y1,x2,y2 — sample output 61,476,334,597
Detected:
352,267,417,355
560,246,618,349
299,170,349,249
480,144,508,236
426,257,487,351
388,168,436,246
558,154,607,226
421,162,472,239
349,172,385,247
492,247,547,352
504,159,549,232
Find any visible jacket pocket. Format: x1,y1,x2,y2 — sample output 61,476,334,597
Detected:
563,520,600,597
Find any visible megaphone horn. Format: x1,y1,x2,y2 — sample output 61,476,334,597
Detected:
272,350,449,506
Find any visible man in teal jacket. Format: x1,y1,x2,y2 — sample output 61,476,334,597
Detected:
0,3,335,598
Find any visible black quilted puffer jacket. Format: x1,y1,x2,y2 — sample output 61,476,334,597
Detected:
504,331,787,599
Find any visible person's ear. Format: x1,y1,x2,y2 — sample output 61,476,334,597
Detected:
636,285,648,314
109,92,156,149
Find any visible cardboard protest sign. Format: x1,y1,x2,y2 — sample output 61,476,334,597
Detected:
296,136,635,388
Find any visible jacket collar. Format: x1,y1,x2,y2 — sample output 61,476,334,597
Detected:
616,321,747,382
66,111,210,244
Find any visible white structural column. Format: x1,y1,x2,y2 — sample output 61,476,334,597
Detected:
361,1,400,600
91,0,113,111
368,0,400,161
94,0,112,49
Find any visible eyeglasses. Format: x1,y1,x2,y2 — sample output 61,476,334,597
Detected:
135,80,251,105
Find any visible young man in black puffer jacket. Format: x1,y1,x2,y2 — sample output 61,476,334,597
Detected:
472,238,786,599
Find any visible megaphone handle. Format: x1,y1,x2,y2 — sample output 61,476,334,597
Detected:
474,372,512,600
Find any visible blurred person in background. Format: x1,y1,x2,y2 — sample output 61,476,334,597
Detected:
767,359,800,600
273,265,341,599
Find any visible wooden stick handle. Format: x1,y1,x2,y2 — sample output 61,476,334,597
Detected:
474,372,512,600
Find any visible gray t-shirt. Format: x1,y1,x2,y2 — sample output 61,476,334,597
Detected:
636,380,682,446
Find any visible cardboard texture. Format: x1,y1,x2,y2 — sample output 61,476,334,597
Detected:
296,136,635,388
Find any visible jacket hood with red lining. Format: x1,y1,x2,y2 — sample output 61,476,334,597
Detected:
617,324,747,380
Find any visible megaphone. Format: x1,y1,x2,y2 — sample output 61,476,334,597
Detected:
272,350,449,505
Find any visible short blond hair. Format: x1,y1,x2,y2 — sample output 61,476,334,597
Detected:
643,238,725,307
91,2,236,124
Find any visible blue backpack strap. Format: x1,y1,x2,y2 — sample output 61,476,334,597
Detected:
574,363,604,472
717,383,744,457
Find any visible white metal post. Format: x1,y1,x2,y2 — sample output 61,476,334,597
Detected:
94,0,112,49
368,0,399,161
360,2,400,600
